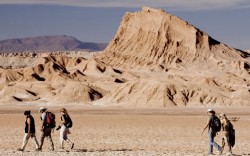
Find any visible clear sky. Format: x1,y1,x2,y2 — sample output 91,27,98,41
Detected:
0,0,249,50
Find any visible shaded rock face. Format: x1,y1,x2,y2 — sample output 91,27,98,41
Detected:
0,7,249,107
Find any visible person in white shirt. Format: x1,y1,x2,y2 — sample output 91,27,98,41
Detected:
38,107,54,151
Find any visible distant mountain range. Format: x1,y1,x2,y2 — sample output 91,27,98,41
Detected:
0,35,107,52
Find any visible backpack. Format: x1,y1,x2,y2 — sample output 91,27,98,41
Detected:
65,116,73,128
229,128,235,147
46,112,56,128
210,116,221,132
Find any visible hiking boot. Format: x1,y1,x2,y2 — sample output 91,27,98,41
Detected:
17,148,23,152
35,148,41,151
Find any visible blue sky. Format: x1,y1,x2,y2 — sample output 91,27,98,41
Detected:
0,0,249,50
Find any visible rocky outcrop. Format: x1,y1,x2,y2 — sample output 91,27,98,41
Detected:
0,7,249,107
98,7,249,74
95,7,250,106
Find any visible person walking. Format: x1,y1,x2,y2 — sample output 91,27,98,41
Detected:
17,110,39,152
38,107,54,151
202,109,223,155
57,108,74,150
220,113,234,155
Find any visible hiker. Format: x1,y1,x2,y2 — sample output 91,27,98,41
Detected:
39,107,54,151
219,113,234,155
202,109,223,155
17,110,39,152
56,108,74,149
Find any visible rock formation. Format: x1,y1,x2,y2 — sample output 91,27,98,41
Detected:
98,7,249,72
96,7,250,107
0,7,249,107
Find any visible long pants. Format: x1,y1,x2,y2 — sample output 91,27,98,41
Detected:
208,130,221,154
60,125,73,148
40,128,54,150
21,133,39,150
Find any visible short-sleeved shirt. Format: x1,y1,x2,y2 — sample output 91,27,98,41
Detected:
41,112,46,121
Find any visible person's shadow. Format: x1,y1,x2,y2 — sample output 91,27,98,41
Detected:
72,148,135,153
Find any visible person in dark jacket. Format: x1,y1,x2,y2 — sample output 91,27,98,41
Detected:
17,110,39,152
202,109,222,155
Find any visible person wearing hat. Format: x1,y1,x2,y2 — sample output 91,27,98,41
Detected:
38,107,54,151
17,110,39,152
219,113,234,155
202,109,222,155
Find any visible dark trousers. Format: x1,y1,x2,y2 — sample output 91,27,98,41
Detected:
39,128,54,150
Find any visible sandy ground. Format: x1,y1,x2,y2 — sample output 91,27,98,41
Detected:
0,105,250,156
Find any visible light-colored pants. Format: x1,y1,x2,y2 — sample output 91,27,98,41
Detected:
222,131,232,153
21,133,39,150
208,130,221,154
60,125,72,147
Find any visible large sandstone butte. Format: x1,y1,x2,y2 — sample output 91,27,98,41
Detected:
98,7,250,72
96,7,250,107
0,7,249,107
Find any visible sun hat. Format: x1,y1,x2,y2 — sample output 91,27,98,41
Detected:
207,109,215,114
207,108,214,112
39,107,47,112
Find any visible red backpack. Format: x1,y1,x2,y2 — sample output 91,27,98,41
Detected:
46,112,56,128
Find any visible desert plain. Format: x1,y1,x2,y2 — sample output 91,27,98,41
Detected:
0,105,249,156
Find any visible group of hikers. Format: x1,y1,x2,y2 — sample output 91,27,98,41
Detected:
17,107,74,152
17,107,236,155
202,109,235,156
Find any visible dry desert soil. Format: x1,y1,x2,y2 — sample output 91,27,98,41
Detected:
0,105,250,156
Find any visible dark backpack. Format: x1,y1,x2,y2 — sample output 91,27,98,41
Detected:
65,116,73,128
229,128,235,147
46,112,56,128
210,116,221,132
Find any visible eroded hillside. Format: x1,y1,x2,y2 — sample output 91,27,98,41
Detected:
0,7,249,107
